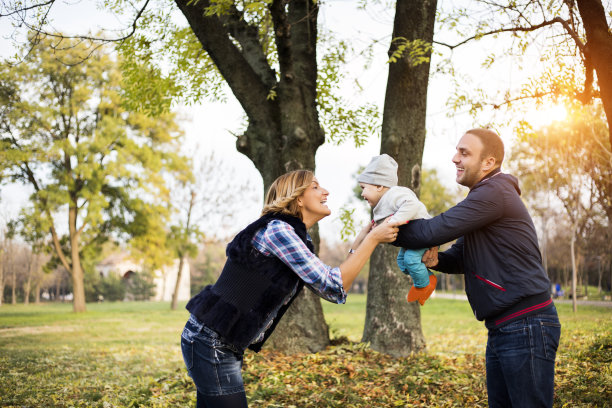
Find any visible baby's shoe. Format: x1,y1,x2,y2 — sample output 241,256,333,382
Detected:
407,273,437,306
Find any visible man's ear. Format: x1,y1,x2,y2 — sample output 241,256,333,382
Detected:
482,156,496,172
376,185,384,192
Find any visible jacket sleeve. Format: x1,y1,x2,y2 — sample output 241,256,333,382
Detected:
393,182,504,249
434,237,464,275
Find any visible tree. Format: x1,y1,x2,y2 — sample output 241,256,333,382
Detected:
438,0,612,146
0,0,413,353
511,104,611,311
0,36,187,312
362,0,438,357
167,151,259,310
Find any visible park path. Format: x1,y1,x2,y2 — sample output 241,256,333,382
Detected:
434,292,612,308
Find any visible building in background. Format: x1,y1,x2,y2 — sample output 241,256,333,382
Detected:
96,252,190,302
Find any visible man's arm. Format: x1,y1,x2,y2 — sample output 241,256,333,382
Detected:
393,183,503,249
435,237,464,274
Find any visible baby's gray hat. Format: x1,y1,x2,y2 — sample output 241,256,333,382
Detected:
357,154,398,187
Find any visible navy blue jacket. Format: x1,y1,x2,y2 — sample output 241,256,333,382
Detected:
394,168,552,328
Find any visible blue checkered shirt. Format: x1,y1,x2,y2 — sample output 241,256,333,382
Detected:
252,219,347,304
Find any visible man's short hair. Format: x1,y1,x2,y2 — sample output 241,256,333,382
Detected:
466,128,504,167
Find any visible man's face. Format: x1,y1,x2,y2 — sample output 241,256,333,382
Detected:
452,133,487,188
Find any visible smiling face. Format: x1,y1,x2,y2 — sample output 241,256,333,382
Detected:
297,178,331,228
359,182,387,208
452,132,496,188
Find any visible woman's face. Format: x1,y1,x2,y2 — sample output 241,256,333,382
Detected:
297,178,331,227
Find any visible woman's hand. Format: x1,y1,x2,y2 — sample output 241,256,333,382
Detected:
368,217,400,243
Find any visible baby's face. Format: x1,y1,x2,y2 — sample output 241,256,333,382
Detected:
359,183,386,208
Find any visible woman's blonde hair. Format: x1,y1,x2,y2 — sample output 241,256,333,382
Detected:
261,170,314,219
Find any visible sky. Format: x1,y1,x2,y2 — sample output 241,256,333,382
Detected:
0,0,569,243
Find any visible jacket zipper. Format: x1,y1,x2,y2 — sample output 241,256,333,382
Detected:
472,272,506,291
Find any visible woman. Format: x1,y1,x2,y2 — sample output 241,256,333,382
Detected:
181,170,400,407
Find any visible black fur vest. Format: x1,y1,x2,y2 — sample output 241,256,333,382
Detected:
186,212,313,352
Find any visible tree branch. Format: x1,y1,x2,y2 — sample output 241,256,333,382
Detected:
15,0,151,45
435,16,585,52
221,4,276,89
0,0,55,17
174,0,274,123
270,0,292,76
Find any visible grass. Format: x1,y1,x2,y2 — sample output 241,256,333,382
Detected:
0,295,610,407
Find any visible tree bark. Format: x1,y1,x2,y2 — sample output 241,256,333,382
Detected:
175,0,329,353
576,0,612,147
363,0,437,357
69,205,86,312
171,256,186,310
172,191,195,310
571,226,578,313
0,246,4,306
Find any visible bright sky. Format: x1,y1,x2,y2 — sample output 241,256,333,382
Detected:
0,0,559,242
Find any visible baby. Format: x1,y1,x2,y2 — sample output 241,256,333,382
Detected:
357,154,437,305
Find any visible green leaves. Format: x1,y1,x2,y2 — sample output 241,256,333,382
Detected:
387,37,432,67
317,38,381,147
1,34,190,306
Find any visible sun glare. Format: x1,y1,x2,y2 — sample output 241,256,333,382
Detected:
525,104,568,129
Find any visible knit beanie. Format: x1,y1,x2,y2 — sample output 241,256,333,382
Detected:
357,154,398,187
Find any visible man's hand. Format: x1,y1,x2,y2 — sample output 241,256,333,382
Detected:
422,246,439,268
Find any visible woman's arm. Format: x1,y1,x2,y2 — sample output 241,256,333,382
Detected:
256,219,398,301
339,219,400,291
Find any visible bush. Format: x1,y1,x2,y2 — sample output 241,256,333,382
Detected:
100,274,127,302
125,273,156,301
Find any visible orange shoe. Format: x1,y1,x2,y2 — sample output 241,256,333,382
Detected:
407,274,438,305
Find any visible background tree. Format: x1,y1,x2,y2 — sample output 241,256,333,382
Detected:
438,0,612,146
511,104,611,310
362,0,438,357
167,151,259,310
0,36,187,312
0,0,431,352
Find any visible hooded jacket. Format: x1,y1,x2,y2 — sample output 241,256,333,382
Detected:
394,168,552,328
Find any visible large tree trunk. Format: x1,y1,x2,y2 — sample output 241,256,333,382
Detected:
363,0,437,357
176,0,329,353
577,0,612,147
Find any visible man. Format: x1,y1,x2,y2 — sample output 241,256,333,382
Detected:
394,128,561,407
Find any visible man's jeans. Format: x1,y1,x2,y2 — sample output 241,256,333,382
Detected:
486,306,561,408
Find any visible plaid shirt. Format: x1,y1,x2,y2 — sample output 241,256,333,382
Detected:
252,219,347,304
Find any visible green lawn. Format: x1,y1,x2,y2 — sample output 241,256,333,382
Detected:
1,296,610,407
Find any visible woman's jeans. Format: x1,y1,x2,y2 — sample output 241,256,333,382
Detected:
486,306,561,408
181,315,248,408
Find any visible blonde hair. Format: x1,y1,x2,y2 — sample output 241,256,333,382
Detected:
261,170,314,219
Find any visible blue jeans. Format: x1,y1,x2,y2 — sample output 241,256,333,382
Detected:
486,306,561,408
397,247,430,287
181,315,248,408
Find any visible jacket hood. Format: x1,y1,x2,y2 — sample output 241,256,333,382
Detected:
474,169,521,196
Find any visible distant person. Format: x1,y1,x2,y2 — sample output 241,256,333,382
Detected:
393,128,561,407
357,154,437,305
180,169,400,408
